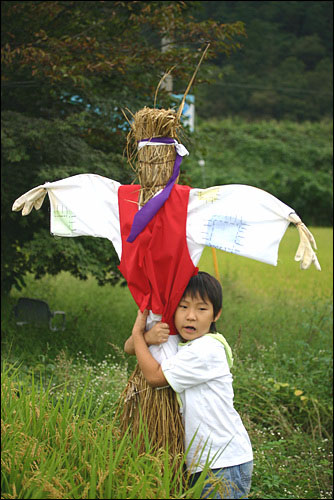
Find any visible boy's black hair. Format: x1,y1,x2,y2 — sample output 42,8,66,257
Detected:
181,271,223,332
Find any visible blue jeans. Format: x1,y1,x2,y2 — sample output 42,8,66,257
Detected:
190,460,253,499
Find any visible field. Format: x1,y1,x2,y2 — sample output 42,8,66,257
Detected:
1,227,333,499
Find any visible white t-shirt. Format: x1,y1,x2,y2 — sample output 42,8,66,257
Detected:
161,334,253,473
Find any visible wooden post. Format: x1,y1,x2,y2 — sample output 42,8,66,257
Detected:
211,247,220,283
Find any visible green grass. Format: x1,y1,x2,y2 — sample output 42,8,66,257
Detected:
1,361,227,499
1,227,333,499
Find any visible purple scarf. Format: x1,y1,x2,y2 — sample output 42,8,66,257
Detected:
127,137,184,242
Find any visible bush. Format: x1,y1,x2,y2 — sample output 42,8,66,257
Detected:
186,118,333,226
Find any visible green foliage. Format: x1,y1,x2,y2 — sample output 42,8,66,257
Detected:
1,0,246,295
195,1,333,122
1,273,138,371
251,430,332,499
1,110,128,295
233,343,333,437
187,118,333,225
44,349,129,419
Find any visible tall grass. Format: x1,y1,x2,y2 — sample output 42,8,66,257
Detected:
1,227,333,498
1,361,220,499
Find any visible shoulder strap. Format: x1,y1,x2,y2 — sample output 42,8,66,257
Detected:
207,333,234,369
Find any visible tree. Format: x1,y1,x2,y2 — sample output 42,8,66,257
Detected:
1,0,246,294
194,1,333,121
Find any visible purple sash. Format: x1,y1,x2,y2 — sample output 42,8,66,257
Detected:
127,137,184,242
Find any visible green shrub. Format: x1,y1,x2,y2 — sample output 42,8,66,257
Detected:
186,118,333,225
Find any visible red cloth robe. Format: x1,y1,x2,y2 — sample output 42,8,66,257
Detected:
118,184,198,334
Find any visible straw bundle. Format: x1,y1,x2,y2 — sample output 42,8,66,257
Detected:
124,106,183,206
116,364,184,460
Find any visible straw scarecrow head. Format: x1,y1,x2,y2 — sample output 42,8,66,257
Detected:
125,106,182,206
123,45,210,208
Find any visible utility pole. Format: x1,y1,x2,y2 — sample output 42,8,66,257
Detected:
161,34,173,93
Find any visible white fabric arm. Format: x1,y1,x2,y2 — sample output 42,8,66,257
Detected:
187,184,291,267
186,184,321,270
12,174,123,259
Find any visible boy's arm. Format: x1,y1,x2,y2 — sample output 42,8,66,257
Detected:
131,310,169,388
124,320,170,355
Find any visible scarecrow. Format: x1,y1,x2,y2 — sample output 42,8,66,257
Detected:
12,58,320,459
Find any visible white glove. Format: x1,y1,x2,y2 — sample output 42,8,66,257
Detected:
12,186,47,216
288,213,321,271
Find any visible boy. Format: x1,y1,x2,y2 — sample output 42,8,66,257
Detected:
131,271,253,499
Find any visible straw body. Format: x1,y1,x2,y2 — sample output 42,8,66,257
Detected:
116,364,185,469
120,107,186,470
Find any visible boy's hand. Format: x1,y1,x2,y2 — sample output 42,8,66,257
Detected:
132,309,149,337
132,310,170,345
145,321,170,346
131,310,169,388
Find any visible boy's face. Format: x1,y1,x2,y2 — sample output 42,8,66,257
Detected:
174,292,222,341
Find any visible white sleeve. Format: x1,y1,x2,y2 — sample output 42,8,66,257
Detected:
161,339,229,394
44,174,122,259
187,184,293,266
